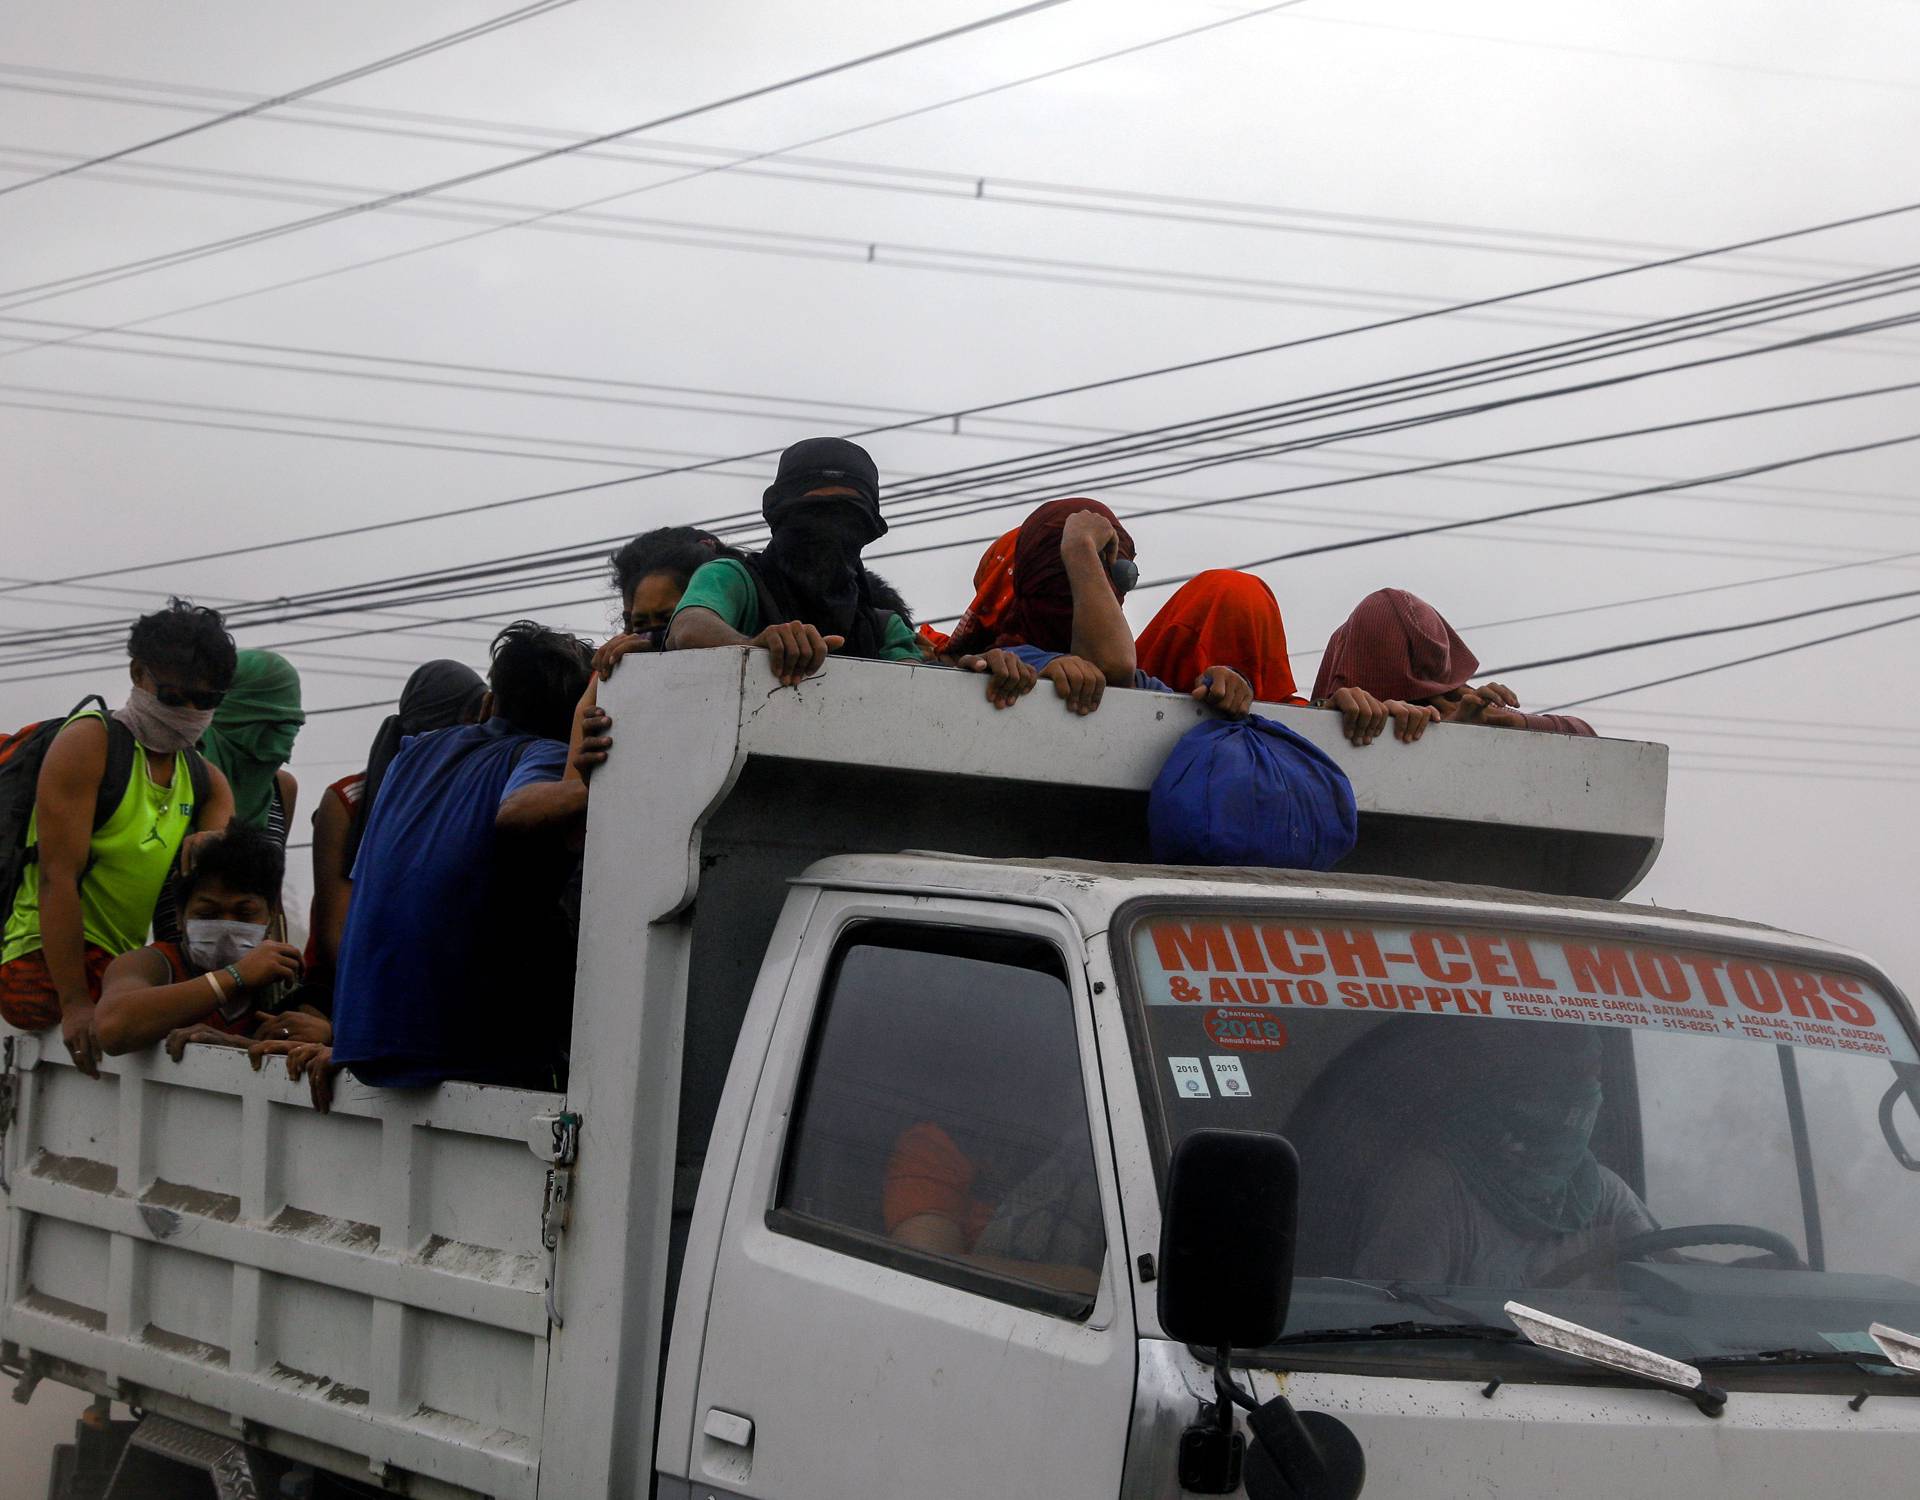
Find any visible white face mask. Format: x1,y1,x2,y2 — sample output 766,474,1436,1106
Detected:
183,918,267,973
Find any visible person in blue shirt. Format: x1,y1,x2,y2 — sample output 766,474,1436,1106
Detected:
329,620,594,1092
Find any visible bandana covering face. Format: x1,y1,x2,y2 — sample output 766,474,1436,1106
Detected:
114,686,216,754
1434,1025,1607,1236
199,650,304,831
752,498,894,655
183,918,267,972
1311,588,1479,705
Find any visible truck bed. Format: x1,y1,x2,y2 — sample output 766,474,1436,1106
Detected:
1,1036,559,1499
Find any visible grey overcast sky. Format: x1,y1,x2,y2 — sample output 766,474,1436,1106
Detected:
1,0,1917,995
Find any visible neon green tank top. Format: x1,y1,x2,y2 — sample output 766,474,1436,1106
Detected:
2,711,197,964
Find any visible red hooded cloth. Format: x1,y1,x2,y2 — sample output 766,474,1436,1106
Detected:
1138,570,1304,704
1311,588,1478,703
991,498,1136,656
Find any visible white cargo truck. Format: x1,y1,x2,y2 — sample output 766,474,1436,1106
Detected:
3,647,1917,1498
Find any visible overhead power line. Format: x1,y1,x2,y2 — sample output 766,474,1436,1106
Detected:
0,0,584,201
1162,424,1920,588
7,393,1918,682
24,143,1915,347
1547,608,1920,713
0,59,1869,279
6,325,1916,670
0,0,1310,372
7,197,1916,600
864,277,1920,522
1484,587,1920,675
0,0,1075,309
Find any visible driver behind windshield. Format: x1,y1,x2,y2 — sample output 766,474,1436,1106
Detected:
1346,1022,1657,1287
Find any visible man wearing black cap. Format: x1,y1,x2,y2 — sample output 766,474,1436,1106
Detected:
668,437,1036,706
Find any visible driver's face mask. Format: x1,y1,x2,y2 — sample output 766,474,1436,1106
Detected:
183,919,267,973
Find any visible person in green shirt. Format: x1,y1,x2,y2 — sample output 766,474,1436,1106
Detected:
1,600,237,1077
668,437,1035,706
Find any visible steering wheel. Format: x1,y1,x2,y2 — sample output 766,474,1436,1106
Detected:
1534,1223,1805,1288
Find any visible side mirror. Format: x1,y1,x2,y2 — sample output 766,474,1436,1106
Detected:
1158,1129,1299,1350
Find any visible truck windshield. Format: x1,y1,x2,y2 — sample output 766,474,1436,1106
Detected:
1122,906,1920,1384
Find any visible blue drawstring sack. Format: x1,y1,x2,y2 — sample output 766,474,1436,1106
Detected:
1148,714,1358,870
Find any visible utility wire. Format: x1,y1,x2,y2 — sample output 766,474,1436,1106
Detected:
24,145,1906,345
0,1,1310,370
0,0,584,201
1484,587,1920,675
1164,425,1920,587
8,345,1917,665
1456,550,1920,637
10,208,1916,599
9,402,1920,680
0,0,1074,308
1546,609,1920,713
0,59,1869,279
875,267,1920,509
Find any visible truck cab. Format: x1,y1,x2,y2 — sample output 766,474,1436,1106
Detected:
5,648,1917,1498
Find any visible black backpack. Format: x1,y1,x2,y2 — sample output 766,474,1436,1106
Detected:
0,695,213,925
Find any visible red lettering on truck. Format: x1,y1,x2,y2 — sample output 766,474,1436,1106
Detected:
1676,953,1730,1007
1322,928,1389,979
1465,934,1518,985
1820,975,1876,1028
1775,968,1832,1022
1507,937,1558,991
1631,950,1691,1003
1260,926,1326,976
1564,944,1641,998
1154,922,1235,974
1411,931,1471,983
1728,963,1783,1015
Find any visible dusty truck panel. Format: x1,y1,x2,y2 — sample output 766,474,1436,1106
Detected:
0,1039,561,1498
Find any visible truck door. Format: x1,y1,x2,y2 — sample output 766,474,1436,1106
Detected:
682,896,1134,1499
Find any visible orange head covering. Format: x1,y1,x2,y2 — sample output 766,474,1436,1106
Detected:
1137,570,1302,704
1310,588,1479,703
927,526,1020,657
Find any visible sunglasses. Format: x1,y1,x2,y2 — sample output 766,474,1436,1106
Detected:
1108,556,1140,596
154,683,225,711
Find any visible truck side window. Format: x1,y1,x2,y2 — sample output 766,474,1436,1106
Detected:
773,925,1106,1319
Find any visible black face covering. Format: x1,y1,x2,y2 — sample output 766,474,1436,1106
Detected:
755,498,886,649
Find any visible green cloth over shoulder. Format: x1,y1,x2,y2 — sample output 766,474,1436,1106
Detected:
673,559,924,662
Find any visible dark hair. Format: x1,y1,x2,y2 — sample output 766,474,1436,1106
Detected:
489,620,593,741
863,568,914,628
179,825,285,907
127,598,238,689
608,526,742,604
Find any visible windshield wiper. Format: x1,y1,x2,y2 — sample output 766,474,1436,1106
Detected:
1275,1320,1521,1347
1506,1301,1727,1417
